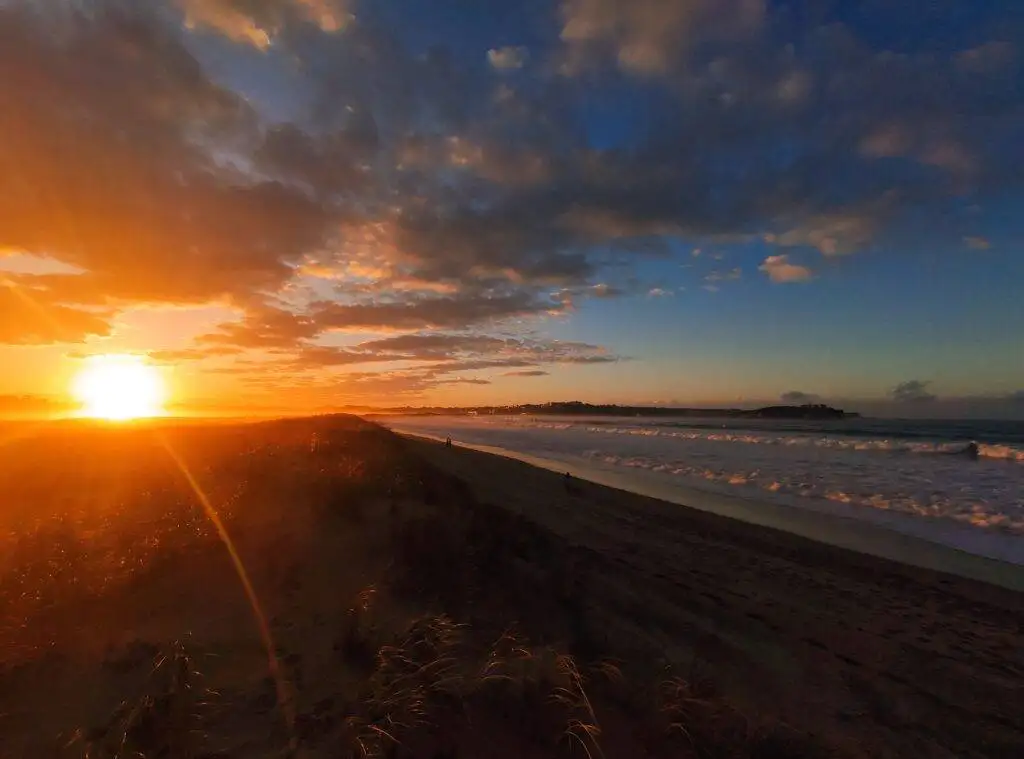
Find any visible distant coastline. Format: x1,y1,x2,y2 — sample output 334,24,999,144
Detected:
374,401,859,420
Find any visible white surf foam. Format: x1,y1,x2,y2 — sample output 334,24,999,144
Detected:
381,415,1024,566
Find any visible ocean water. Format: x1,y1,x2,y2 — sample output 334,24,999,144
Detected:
382,414,1024,565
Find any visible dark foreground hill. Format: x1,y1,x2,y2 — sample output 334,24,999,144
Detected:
2,415,1019,758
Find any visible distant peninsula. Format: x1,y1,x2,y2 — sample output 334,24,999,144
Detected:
373,401,859,420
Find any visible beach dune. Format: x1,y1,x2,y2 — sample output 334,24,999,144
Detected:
0,416,1021,758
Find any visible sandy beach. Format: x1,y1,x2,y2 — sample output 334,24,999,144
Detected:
407,435,1024,758
1,416,1021,758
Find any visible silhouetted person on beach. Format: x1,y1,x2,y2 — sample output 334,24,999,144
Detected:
445,436,452,448
964,441,980,460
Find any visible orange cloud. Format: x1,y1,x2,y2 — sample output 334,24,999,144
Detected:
0,283,111,344
759,255,812,284
178,0,352,48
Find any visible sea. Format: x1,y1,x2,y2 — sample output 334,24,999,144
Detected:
382,414,1024,566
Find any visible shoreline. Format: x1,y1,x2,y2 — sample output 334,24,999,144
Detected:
397,430,1024,593
405,431,1024,755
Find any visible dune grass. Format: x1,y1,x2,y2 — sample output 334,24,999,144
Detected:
0,416,826,758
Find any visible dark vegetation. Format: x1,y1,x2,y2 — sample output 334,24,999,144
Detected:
0,415,826,758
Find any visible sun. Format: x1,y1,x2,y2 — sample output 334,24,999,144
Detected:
72,354,168,421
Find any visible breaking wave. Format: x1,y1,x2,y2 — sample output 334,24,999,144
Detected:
583,451,1024,534
383,414,1024,560
518,420,1024,462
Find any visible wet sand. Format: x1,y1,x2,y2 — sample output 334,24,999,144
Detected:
396,429,1024,590
409,435,1024,758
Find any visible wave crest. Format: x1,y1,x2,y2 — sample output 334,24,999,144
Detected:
519,420,1024,462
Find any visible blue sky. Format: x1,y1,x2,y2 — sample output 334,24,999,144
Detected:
1,0,1022,416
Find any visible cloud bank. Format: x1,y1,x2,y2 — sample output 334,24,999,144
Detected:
2,0,1021,400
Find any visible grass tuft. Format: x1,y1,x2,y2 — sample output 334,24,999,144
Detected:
77,640,204,759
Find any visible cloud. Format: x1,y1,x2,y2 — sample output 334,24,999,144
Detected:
759,255,812,283
504,370,549,377
197,307,318,349
647,288,672,297
891,380,937,403
560,0,764,75
0,394,75,417
955,41,1015,74
0,284,112,344
185,325,619,395
178,0,352,47
964,236,991,250
4,0,1022,401
704,267,741,284
769,211,877,256
780,391,819,404
488,46,528,71
147,346,244,363
311,292,567,332
586,283,625,298
859,124,911,159
352,332,618,367
0,4,328,317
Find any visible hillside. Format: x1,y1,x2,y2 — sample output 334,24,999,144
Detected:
0,416,825,758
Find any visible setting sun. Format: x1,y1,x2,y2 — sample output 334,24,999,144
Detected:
72,355,167,420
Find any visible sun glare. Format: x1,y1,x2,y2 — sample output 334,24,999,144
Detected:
72,355,167,421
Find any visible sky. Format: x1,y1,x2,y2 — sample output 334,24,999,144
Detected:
1,0,1023,417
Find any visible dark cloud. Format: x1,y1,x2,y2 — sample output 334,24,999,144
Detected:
559,0,764,76
891,380,937,403
504,370,549,377
198,307,318,349
238,365,493,400
177,323,618,396
0,3,328,319
442,377,491,385
357,333,617,364
286,345,408,367
310,291,567,332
